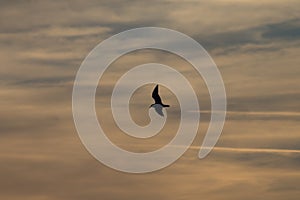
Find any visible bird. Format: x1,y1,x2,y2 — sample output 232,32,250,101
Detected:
150,85,170,116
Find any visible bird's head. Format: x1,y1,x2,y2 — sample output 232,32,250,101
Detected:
149,103,155,108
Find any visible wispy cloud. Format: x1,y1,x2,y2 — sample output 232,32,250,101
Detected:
196,146,300,154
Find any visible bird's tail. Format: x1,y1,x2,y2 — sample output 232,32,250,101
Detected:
163,104,170,107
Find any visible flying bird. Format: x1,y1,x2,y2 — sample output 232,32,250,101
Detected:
150,85,170,116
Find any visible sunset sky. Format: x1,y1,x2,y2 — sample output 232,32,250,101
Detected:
1,0,300,199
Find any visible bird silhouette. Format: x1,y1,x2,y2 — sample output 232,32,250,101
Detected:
150,85,170,116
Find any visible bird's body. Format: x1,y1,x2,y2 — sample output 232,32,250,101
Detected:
150,85,169,116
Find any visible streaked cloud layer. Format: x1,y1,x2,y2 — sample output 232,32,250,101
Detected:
0,0,299,199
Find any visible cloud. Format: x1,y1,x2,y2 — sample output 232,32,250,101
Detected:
196,18,300,54
262,18,300,40
0,0,300,199
192,146,300,154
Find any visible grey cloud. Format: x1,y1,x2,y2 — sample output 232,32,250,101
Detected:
262,18,300,40
227,93,300,113
196,18,300,53
12,76,73,87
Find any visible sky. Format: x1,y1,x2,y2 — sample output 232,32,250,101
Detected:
0,0,300,199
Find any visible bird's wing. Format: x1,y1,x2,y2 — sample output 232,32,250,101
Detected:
152,85,162,104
